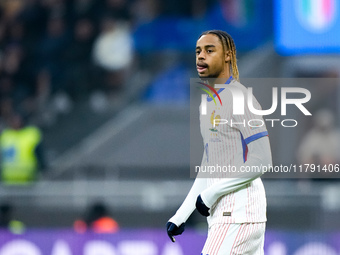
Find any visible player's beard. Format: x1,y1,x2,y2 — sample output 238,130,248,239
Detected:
198,65,223,79
199,71,220,79
199,71,222,87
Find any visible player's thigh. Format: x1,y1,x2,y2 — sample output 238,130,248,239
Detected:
201,223,265,255
201,223,234,255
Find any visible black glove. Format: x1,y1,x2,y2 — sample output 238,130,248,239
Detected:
196,194,210,216
166,221,185,242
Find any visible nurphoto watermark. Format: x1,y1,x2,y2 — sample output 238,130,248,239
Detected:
190,78,340,179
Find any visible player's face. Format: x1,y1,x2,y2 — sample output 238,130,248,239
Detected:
196,34,229,79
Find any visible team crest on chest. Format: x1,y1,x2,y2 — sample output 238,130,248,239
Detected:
208,109,222,142
209,110,221,132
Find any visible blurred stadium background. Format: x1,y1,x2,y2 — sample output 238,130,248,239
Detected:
1,0,340,254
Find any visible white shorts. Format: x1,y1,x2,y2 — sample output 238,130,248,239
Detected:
201,223,266,255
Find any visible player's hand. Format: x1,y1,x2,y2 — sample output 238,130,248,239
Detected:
196,194,210,216
166,221,185,242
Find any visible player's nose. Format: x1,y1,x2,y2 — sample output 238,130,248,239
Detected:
197,51,206,60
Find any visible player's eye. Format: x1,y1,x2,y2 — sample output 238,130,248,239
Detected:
207,49,213,53
196,51,201,55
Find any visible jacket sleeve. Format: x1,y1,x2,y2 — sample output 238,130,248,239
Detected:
168,176,207,227
200,136,272,208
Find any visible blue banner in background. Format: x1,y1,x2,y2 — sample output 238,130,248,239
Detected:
133,0,272,53
275,0,340,55
206,0,273,51
1,229,340,255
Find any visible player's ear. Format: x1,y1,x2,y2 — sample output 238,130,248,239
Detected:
225,51,231,63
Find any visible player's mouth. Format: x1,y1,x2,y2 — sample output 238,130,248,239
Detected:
197,62,208,73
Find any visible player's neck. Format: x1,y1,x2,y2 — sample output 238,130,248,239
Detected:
204,72,231,88
216,68,231,80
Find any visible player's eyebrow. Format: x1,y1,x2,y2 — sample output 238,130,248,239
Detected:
196,45,216,50
204,45,216,48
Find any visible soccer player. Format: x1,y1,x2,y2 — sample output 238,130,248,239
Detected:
166,30,272,254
